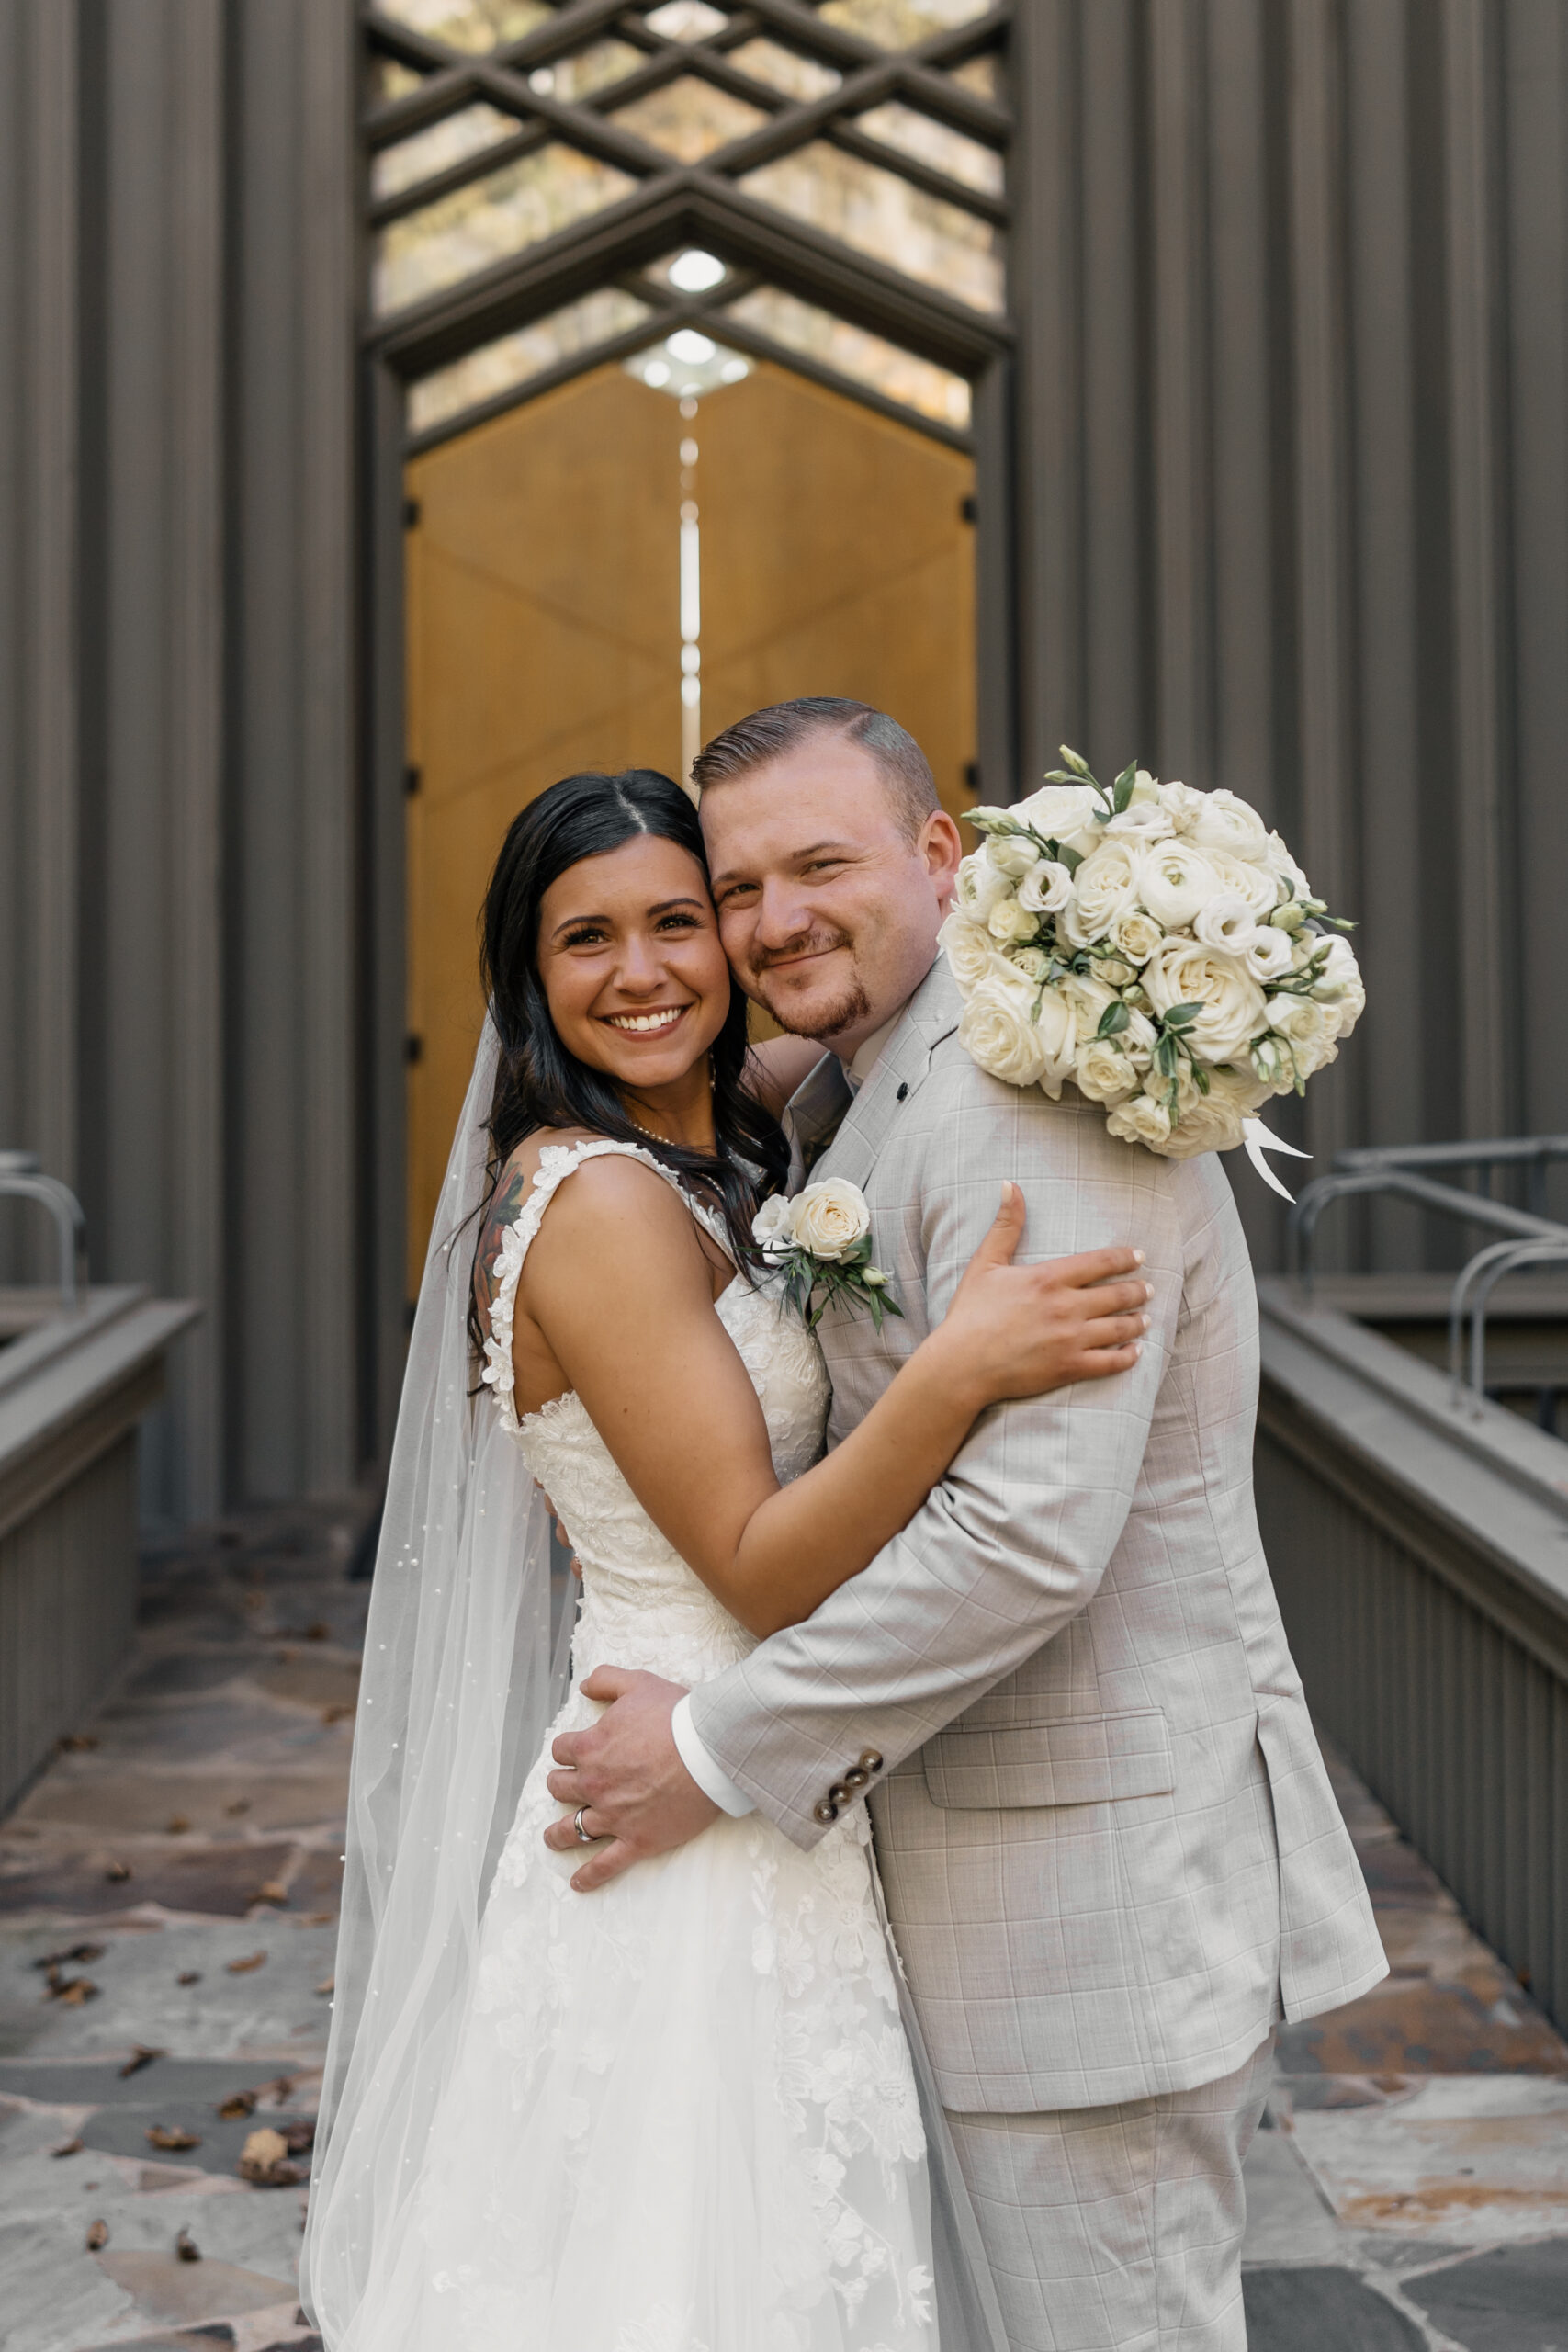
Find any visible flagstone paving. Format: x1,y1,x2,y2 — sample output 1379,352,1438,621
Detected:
2,1507,1564,2350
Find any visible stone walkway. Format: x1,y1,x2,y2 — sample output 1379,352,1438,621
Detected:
2,1510,1565,2350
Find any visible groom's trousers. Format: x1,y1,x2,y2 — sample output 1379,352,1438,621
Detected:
944,2035,1274,2352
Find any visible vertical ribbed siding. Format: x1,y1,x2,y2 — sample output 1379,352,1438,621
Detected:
1257,1422,1568,2031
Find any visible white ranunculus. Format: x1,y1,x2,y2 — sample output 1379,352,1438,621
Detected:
1241,926,1295,983
1106,1088,1173,1148
1157,779,1208,833
1192,896,1259,955
1061,838,1144,944
1109,909,1165,964
1161,1068,1257,1159
1205,846,1281,922
959,972,1051,1089
1007,944,1051,980
1033,982,1079,1101
987,895,1042,944
1139,842,1223,931
986,831,1040,878
954,851,1012,922
1017,858,1075,915
1143,936,1269,1064
1102,799,1175,844
751,1193,794,1261
791,1178,872,1262
1011,781,1102,850
1264,830,1312,893
939,911,1011,990
1074,1038,1138,1104
1094,952,1138,989
1186,788,1272,860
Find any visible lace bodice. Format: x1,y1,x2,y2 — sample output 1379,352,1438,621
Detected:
480,1140,829,1685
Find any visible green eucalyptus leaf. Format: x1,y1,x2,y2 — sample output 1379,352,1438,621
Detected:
1055,842,1083,876
1112,761,1137,814
1097,1001,1132,1038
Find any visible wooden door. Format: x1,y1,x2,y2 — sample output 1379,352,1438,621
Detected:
404,358,975,1288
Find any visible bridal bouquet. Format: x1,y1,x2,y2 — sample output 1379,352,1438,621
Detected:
752,1180,902,1331
942,749,1363,1160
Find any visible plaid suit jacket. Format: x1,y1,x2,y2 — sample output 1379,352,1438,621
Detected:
690,958,1385,2111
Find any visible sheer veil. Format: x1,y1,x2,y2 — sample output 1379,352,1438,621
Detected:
300,1013,570,2342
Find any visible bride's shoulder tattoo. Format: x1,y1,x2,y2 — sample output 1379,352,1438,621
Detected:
476,1159,529,1321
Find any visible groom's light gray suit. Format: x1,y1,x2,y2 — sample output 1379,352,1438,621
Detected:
689,957,1385,2349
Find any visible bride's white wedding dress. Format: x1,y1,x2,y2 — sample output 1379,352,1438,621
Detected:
352,1140,937,2352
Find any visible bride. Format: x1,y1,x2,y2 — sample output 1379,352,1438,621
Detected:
302,767,1149,2351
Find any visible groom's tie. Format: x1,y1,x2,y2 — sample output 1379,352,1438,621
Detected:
784,1054,854,1191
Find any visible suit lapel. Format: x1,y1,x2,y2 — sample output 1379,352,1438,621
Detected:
813,956,962,1194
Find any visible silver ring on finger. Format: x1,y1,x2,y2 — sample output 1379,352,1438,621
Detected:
572,1805,595,1846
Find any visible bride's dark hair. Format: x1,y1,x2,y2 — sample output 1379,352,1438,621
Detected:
474,767,787,1313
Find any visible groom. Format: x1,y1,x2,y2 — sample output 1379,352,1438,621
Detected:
545,699,1385,2348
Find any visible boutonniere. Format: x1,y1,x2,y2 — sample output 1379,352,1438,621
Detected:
751,1181,904,1332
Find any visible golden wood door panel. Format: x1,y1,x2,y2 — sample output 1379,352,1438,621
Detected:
405,365,683,1283
694,363,976,821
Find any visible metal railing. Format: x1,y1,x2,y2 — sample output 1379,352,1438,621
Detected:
1287,1136,1568,1415
0,1150,88,1313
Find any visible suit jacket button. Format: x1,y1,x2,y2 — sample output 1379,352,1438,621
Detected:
828,1781,850,1804
858,1749,884,1774
812,1798,839,1826
842,1767,869,1790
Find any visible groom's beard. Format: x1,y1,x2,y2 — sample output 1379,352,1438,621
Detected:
746,929,871,1044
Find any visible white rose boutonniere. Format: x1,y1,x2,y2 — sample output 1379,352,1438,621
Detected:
751,1181,902,1332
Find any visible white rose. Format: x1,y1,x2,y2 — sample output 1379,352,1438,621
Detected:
1265,830,1312,893
1186,788,1272,860
1033,982,1080,1101
1143,935,1268,1064
954,851,1012,922
1311,935,1366,1036
1106,1089,1174,1149
1265,992,1338,1079
959,972,1051,1089
1075,1038,1138,1104
1109,909,1165,964
1058,969,1120,1041
1011,781,1102,850
1192,895,1260,955
1139,842,1223,930
1017,858,1075,915
939,911,1011,990
1205,846,1281,922
1160,1069,1257,1159
1157,779,1208,833
1060,838,1143,944
791,1178,871,1262
987,896,1042,944
1007,944,1051,980
1241,926,1295,983
751,1193,794,1261
986,831,1040,879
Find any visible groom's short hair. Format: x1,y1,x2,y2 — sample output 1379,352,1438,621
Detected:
692,698,941,842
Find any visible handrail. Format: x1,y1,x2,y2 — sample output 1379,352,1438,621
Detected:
1287,1166,1568,1296
0,1151,88,1312
1466,1241,1568,1417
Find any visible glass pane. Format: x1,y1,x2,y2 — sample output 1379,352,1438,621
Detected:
726,286,972,427
947,52,999,100
526,41,643,102
375,0,550,51
370,58,427,103
854,100,1002,196
626,329,750,399
375,146,637,314
726,39,841,101
818,0,992,48
409,288,652,432
371,103,521,202
612,78,770,164
740,144,1003,312
643,1,729,40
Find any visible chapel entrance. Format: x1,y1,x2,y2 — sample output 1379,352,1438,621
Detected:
403,355,977,1288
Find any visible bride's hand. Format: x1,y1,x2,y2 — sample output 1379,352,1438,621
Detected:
936,1185,1151,1406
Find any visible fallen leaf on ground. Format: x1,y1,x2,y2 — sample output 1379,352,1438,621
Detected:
57,1733,99,1752
177,1970,201,1985
252,1880,289,1906
119,2045,165,2079
51,1978,98,2006
238,2125,301,2186
175,2226,201,2262
85,2220,108,2250
218,2090,257,2120
51,2138,84,2158
34,1940,105,1972
314,1975,334,1996
165,1815,191,1834
227,1951,267,1974
104,1861,131,1882
146,2124,202,2151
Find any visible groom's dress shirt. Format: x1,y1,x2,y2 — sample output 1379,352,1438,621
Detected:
683,956,1385,2115
671,1009,907,1817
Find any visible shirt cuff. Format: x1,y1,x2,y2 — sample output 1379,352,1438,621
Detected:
671,1693,755,1817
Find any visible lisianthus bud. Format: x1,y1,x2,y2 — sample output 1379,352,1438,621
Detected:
1269,901,1305,933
